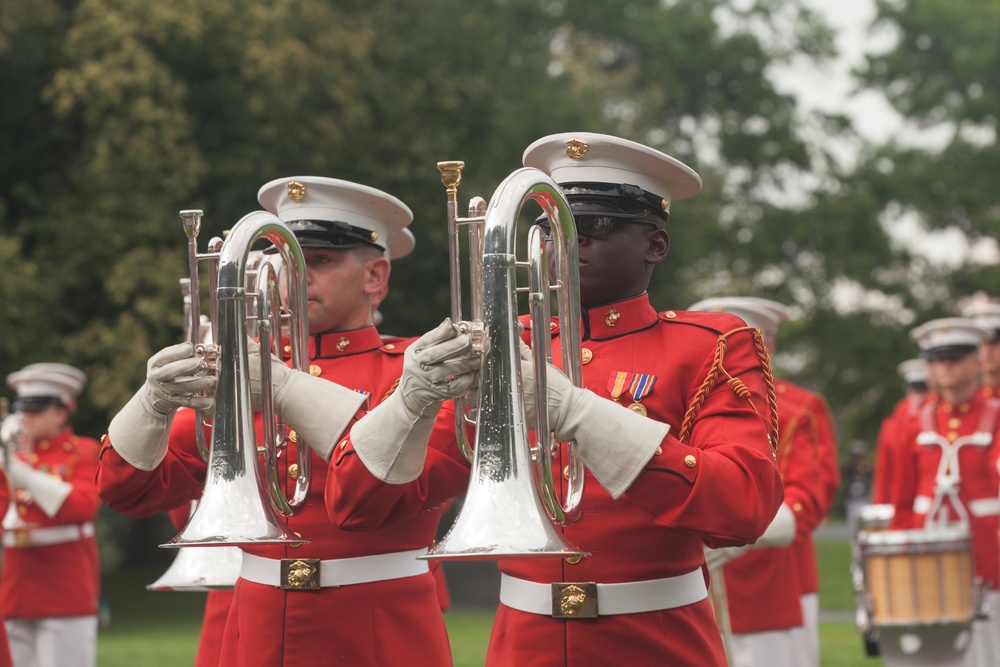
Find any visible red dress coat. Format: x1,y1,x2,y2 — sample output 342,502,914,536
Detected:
891,388,1000,587
328,294,784,667
97,327,454,667
723,379,829,632
787,386,839,597
871,394,928,509
164,503,234,667
1,428,101,619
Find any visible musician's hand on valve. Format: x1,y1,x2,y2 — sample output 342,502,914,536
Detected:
400,319,480,417
517,341,670,499
108,342,215,472
245,337,367,462
351,319,480,484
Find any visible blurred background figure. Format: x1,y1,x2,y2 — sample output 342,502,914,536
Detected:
961,298,1000,394
842,440,872,535
879,317,997,666
871,358,931,511
2,364,101,667
692,296,834,667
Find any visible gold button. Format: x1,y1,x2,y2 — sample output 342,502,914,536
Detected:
663,310,677,319
336,337,350,352
563,466,570,480
959,403,970,413
288,463,299,480
288,430,298,443
581,348,593,364
566,554,584,565
283,344,292,354
684,454,697,468
793,502,803,512
384,343,395,350
948,418,961,428
39,441,50,451
947,431,959,442
655,447,662,456
308,364,322,376
290,532,304,548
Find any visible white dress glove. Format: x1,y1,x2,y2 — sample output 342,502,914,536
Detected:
519,342,669,499
351,319,479,483
108,342,216,471
703,544,751,571
247,339,367,462
8,457,73,518
753,503,796,548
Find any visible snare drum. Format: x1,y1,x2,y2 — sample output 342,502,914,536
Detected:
858,503,895,532
858,525,974,627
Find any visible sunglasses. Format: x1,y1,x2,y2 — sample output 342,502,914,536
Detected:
537,215,660,240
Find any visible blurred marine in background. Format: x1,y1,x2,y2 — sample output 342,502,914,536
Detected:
694,296,835,667
2,364,101,667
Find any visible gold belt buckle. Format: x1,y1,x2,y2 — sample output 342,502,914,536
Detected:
280,558,321,590
551,582,598,619
13,528,31,549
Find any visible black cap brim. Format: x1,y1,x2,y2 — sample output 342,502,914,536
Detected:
13,396,65,413
921,345,978,362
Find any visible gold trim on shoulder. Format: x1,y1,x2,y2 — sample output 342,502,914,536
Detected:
565,139,589,161
287,181,306,201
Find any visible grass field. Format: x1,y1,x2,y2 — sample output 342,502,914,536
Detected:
96,533,882,666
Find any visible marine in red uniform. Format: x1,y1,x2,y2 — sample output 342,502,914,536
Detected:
871,358,930,509
329,132,784,666
157,501,236,667
787,372,839,667
962,300,1000,393
96,176,477,667
2,364,101,667
691,296,829,667
0,412,21,667
890,317,1000,666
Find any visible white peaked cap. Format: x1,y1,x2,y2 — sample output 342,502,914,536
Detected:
895,358,927,385
522,132,702,216
687,296,789,337
258,176,415,260
6,363,87,407
909,317,992,354
961,300,1000,334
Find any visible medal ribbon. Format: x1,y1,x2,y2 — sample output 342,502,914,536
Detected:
608,372,657,403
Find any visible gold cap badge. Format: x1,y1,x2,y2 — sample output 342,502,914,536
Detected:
565,139,589,161
286,181,306,201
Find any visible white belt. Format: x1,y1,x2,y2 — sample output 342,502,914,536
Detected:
2,522,95,549
239,548,429,590
914,495,1000,518
500,569,707,619
969,497,1000,517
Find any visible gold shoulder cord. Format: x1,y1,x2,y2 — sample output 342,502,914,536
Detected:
677,326,779,457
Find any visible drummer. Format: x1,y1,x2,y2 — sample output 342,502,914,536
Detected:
890,317,1000,666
